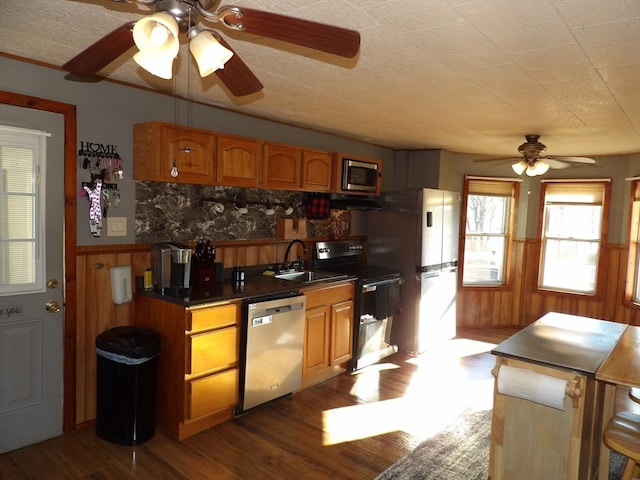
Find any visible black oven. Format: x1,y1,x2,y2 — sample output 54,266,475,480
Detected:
313,240,402,371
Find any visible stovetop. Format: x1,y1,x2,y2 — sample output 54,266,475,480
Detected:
313,240,401,284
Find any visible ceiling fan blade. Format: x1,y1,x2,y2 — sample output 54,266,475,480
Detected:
547,156,596,164
221,7,360,58
62,21,136,76
473,157,520,164
214,38,264,96
544,158,572,169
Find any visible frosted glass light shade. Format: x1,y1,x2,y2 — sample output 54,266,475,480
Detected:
133,51,175,79
512,160,527,175
189,30,234,77
133,12,179,79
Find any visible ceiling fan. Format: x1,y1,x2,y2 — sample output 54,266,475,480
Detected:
62,0,361,97
475,135,596,176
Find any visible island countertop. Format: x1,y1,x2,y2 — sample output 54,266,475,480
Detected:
491,311,627,375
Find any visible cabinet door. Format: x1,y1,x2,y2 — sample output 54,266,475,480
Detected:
216,135,261,187
161,125,216,183
187,368,239,420
302,149,332,192
263,143,301,190
303,305,330,377
330,300,353,365
188,326,238,376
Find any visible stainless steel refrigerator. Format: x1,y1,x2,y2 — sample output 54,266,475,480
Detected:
367,188,460,355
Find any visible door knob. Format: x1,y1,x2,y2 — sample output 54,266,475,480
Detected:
46,301,61,313
47,279,59,289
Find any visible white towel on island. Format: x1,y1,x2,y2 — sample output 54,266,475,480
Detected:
497,365,568,410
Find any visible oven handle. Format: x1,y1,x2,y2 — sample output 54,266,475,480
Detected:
362,277,402,292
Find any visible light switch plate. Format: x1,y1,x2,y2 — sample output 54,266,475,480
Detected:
107,217,127,237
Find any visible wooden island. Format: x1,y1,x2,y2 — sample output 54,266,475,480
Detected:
489,312,627,479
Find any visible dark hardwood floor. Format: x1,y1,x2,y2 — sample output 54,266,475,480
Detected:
1,328,634,479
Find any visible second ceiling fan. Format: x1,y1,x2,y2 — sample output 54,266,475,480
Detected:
62,0,361,97
475,135,596,176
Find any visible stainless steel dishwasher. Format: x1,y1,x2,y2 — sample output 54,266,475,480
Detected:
238,292,306,413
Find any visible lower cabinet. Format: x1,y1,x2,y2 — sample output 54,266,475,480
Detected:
301,282,354,388
135,295,240,440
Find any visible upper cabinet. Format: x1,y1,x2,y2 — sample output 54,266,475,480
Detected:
262,143,301,190
216,135,261,188
263,143,333,192
133,122,216,184
302,149,333,192
133,122,378,194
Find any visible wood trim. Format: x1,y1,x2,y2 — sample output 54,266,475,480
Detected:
0,90,78,433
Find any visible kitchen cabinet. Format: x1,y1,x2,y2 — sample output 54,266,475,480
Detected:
216,134,261,187
134,295,240,440
301,281,354,388
302,149,333,192
263,143,333,192
133,122,216,184
262,142,301,190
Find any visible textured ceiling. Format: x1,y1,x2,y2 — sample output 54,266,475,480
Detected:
2,0,640,158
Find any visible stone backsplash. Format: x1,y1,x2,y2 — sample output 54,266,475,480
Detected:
135,182,350,243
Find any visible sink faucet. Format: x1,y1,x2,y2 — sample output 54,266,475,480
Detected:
281,240,308,272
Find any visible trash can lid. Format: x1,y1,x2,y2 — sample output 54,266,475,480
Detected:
96,326,161,358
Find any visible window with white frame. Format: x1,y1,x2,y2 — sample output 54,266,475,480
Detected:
538,180,609,295
462,177,518,286
0,125,48,295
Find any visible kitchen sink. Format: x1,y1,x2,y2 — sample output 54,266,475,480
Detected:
275,270,347,284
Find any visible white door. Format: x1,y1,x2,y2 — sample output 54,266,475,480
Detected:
0,105,64,453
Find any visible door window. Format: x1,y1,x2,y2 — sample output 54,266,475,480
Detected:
0,125,48,296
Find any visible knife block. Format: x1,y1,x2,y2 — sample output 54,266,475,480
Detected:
191,260,223,288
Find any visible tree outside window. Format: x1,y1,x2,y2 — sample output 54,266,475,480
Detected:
462,178,517,286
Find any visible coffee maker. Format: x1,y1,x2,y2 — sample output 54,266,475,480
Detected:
151,242,192,294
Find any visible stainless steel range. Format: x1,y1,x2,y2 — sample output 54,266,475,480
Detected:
312,239,402,371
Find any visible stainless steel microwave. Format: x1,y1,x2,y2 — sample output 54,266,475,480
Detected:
341,158,379,192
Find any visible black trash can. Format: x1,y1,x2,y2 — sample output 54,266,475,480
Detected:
95,326,161,446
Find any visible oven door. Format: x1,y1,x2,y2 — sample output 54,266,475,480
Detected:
360,277,401,323
353,277,401,370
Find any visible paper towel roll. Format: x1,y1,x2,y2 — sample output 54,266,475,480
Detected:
497,365,567,410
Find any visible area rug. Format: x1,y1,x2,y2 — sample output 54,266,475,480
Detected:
374,408,626,480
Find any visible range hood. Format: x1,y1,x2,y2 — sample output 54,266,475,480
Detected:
330,194,382,211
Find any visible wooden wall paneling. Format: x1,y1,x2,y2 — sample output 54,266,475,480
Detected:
75,255,87,425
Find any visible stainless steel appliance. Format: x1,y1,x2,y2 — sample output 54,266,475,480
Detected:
312,240,402,371
151,242,192,294
339,156,379,193
367,189,460,355
238,292,306,412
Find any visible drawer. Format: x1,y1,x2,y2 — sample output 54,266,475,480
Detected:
304,282,354,309
187,368,239,420
188,302,239,332
188,326,238,375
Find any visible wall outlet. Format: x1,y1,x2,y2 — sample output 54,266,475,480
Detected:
107,217,127,237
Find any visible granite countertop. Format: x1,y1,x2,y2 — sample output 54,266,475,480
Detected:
492,311,627,375
137,271,356,308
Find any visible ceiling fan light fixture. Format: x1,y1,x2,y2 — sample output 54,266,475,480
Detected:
512,160,527,175
132,12,179,78
189,29,234,77
133,51,175,79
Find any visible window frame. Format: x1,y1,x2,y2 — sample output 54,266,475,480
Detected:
624,179,640,306
0,124,48,296
536,179,610,298
459,176,519,289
